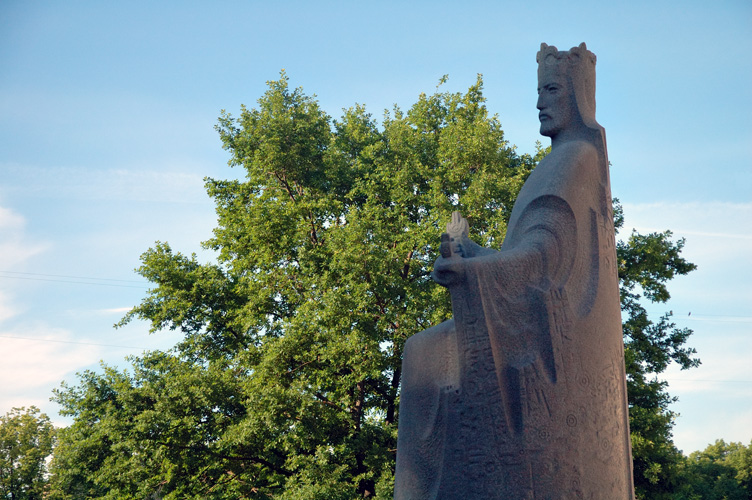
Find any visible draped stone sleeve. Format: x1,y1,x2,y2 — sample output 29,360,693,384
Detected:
394,319,459,500
472,193,578,437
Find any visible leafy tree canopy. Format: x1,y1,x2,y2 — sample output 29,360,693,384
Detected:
0,406,56,500
674,440,752,499
50,73,698,499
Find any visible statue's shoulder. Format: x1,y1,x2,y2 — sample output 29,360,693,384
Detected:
405,319,455,351
560,139,598,156
535,140,599,186
540,140,598,168
511,139,601,226
517,140,600,209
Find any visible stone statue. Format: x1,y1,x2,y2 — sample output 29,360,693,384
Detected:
394,43,635,499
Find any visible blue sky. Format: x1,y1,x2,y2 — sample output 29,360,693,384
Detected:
1,1,750,454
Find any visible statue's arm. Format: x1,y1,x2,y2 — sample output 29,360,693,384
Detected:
433,232,548,290
461,237,498,257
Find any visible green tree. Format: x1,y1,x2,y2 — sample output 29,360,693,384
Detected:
674,440,752,499
0,406,56,500
50,74,697,499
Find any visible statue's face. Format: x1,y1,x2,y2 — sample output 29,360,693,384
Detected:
537,71,576,138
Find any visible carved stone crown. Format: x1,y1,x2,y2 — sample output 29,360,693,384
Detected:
537,42,598,128
536,42,597,69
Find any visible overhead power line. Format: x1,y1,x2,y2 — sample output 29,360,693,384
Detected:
0,270,144,283
683,314,752,323
0,334,147,350
663,377,752,384
0,270,149,289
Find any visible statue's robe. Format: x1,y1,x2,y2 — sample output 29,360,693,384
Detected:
394,139,634,499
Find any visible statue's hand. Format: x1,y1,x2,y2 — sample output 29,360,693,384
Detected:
432,255,467,287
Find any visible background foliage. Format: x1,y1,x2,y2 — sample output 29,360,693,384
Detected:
44,75,717,499
0,406,55,500
675,440,752,499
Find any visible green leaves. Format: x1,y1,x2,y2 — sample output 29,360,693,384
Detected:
619,229,696,304
0,407,55,500
675,440,752,499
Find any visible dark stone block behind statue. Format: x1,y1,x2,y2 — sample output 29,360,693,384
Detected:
394,43,635,499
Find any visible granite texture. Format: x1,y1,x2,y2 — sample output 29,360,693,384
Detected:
394,43,635,500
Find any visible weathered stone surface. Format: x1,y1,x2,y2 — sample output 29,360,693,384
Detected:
394,43,635,499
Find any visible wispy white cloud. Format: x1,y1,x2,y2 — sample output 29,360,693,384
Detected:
98,306,135,315
663,323,752,389
62,306,135,319
0,206,24,229
622,201,752,306
660,321,752,453
0,205,48,324
0,323,101,417
621,201,752,453
672,405,752,454
0,291,17,324
0,204,48,270
664,374,752,399
2,163,210,205
620,201,752,247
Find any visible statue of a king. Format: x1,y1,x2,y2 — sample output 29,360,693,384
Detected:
393,43,635,500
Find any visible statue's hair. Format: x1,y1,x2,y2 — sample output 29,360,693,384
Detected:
537,42,597,129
